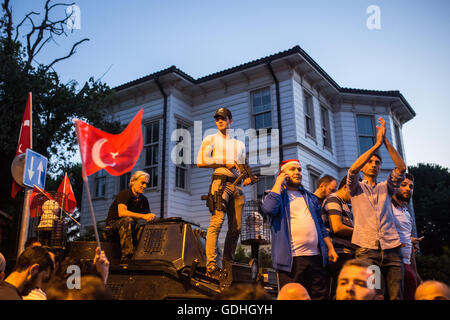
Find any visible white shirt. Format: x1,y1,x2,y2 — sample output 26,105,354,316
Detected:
22,288,47,300
197,131,246,177
287,190,319,256
392,204,413,264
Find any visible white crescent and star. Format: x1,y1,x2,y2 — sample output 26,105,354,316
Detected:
92,138,116,168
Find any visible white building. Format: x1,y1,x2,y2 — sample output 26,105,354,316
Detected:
80,45,416,242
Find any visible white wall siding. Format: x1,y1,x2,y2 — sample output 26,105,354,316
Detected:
333,110,359,168
79,64,413,265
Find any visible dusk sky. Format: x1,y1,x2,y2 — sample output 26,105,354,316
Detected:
11,0,450,168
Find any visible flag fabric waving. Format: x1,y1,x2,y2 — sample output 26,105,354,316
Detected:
57,173,77,214
74,108,143,176
11,92,32,199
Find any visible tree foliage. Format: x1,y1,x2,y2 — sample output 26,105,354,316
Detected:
0,0,121,214
416,246,450,284
409,163,450,256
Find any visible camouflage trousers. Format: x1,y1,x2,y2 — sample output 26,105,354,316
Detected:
109,217,137,259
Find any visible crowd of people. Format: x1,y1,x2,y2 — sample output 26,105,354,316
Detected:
260,117,448,300
0,109,448,301
0,239,111,300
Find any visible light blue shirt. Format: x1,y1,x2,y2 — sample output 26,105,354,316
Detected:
347,169,405,250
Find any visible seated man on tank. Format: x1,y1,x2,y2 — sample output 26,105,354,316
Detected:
105,171,156,262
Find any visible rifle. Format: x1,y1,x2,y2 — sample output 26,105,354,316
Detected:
232,160,258,186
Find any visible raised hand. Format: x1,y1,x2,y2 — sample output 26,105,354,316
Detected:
375,117,386,145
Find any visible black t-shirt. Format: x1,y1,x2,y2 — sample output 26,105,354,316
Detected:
106,189,150,225
0,281,22,300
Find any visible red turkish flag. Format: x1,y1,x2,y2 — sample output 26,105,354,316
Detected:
11,92,32,199
75,109,143,176
57,172,77,214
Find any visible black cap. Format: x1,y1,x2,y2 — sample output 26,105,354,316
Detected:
214,107,232,120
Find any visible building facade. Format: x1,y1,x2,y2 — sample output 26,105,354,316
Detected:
80,46,416,244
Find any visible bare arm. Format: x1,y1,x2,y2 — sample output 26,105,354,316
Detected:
323,236,339,262
329,215,353,238
196,136,234,169
118,204,155,221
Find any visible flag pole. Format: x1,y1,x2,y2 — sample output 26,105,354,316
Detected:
74,119,101,251
60,172,67,220
17,92,33,255
18,188,32,255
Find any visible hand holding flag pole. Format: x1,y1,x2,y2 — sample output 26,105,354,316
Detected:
74,109,144,252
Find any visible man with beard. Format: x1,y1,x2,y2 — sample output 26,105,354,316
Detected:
313,175,338,205
0,246,53,299
261,159,338,300
347,117,406,300
336,258,384,300
392,173,423,299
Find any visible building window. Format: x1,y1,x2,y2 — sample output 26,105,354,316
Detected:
175,121,190,190
256,175,275,202
94,170,106,197
144,120,160,188
252,88,272,132
119,172,131,191
320,106,332,149
356,115,376,154
303,91,315,138
394,124,404,158
309,171,320,192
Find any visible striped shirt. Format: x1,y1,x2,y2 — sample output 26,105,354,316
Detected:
347,169,405,250
321,193,356,254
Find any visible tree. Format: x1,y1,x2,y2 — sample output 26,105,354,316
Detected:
0,0,121,215
408,163,450,256
0,1,122,256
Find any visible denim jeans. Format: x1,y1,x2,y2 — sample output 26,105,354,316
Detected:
355,246,404,300
206,179,245,269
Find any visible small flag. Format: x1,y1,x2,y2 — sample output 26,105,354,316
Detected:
11,92,32,198
57,172,77,214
